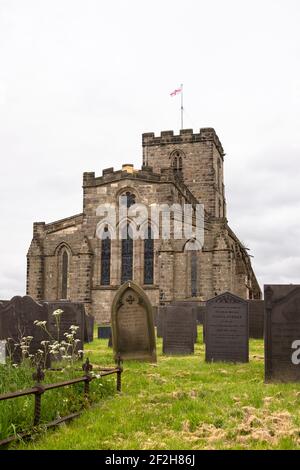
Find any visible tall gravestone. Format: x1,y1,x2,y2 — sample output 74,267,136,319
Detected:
0,296,48,363
84,313,95,343
248,300,264,339
206,292,249,363
162,305,195,355
111,281,157,362
44,301,85,354
265,285,300,382
157,306,165,338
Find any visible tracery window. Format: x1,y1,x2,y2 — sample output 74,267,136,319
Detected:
144,225,154,285
101,227,111,285
61,250,69,299
121,223,133,283
191,250,197,297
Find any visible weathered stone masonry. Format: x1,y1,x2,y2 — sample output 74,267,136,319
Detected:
27,128,261,322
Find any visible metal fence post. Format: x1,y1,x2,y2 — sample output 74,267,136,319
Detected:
32,365,45,426
82,358,93,400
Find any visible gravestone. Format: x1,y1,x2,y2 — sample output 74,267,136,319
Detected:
111,281,157,362
157,307,165,338
44,301,85,355
162,305,195,355
0,340,6,364
206,292,249,363
265,285,300,382
0,296,49,363
108,332,112,348
84,313,95,343
248,300,264,339
152,307,158,327
172,302,198,343
98,325,112,339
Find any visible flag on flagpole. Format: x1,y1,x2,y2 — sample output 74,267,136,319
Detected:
170,87,182,97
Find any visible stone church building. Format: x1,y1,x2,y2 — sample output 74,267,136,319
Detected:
27,128,261,322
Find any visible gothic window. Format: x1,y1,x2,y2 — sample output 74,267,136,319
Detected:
121,223,133,283
121,191,136,208
170,150,184,177
61,250,69,299
144,225,154,285
191,250,197,297
101,228,111,285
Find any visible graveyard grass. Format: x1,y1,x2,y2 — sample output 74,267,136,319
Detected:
15,327,300,450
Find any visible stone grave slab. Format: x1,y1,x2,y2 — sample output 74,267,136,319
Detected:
111,281,157,362
265,285,300,382
162,305,195,355
205,292,249,363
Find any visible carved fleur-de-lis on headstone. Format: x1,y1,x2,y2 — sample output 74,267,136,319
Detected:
126,295,135,305
32,364,45,384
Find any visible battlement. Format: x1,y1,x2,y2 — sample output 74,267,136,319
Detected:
142,128,225,156
83,164,162,188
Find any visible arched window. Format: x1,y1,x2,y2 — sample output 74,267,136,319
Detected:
101,227,111,285
121,223,133,283
144,225,154,285
121,191,136,208
191,250,197,297
61,250,69,299
170,150,184,177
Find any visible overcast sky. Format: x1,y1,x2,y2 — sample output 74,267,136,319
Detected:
0,0,300,299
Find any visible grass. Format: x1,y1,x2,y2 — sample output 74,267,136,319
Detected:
0,360,115,445
7,327,300,450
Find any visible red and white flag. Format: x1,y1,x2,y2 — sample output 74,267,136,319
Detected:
170,87,182,97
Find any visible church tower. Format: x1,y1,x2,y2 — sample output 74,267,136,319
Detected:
142,128,226,218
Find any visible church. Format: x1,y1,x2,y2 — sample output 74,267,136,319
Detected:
27,127,261,323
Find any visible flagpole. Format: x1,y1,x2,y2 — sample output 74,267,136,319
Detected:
180,83,184,129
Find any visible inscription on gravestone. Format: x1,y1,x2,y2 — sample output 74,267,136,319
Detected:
163,305,195,355
206,292,249,363
265,285,300,382
111,281,157,362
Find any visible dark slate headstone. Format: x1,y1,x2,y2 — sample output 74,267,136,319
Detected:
44,301,85,355
98,325,112,339
152,307,158,327
265,285,300,382
162,305,195,355
157,306,165,338
108,333,112,348
0,296,48,363
206,292,249,363
172,302,198,343
111,281,157,362
248,300,264,339
84,314,95,343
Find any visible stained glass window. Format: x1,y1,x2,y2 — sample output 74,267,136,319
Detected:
191,250,197,297
101,229,111,285
62,250,69,299
144,225,154,285
121,224,133,283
